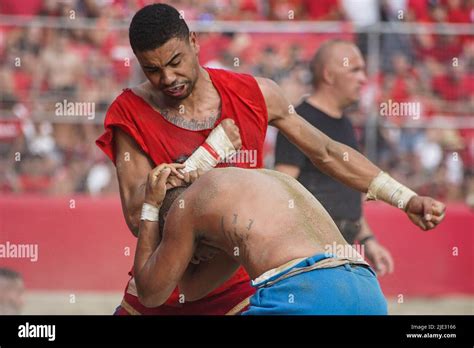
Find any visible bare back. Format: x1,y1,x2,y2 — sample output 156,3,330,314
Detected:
176,168,349,279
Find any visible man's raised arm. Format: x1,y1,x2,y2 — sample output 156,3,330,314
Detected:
114,119,242,237
257,77,446,231
133,165,196,308
114,128,184,236
134,165,239,305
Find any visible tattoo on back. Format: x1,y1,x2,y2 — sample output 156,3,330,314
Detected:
247,219,254,230
221,215,252,261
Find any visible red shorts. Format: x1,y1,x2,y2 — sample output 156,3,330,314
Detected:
115,267,255,315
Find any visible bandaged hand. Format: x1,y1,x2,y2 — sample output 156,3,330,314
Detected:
182,118,241,173
367,171,446,231
161,118,241,189
219,118,242,152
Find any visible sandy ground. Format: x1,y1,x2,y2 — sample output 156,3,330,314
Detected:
20,291,474,315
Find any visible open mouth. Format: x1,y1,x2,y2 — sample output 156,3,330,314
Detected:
164,84,186,97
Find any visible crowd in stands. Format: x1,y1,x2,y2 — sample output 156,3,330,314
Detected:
0,0,472,205
1,0,473,22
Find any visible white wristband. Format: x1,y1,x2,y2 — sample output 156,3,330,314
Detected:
140,203,160,221
182,146,219,172
182,123,236,173
205,123,236,160
366,171,417,210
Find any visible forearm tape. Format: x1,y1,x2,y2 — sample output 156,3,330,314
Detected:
182,124,236,173
366,171,417,210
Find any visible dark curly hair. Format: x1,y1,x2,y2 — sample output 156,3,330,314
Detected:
129,3,190,53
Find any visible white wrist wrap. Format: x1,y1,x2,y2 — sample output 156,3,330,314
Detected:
182,146,219,172
182,124,236,173
366,171,417,210
140,203,160,221
205,123,236,160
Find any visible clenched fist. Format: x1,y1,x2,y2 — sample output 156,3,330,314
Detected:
406,196,446,231
220,118,242,151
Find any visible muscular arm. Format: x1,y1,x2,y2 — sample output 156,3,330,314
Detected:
114,128,154,236
114,118,240,237
178,250,240,302
134,211,196,308
257,77,380,192
134,199,239,306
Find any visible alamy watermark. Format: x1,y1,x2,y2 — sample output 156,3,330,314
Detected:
55,99,95,120
218,149,258,168
0,241,38,262
18,322,55,341
380,99,420,120
324,242,365,261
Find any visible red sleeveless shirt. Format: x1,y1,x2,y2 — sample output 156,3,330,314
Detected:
96,67,268,309
97,67,267,167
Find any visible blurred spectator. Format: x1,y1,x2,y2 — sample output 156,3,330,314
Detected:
0,0,42,16
446,0,472,23
380,0,416,72
254,46,287,81
0,0,471,203
268,0,304,20
35,32,83,101
340,0,380,56
0,268,24,315
465,171,474,207
304,0,344,20
432,63,471,103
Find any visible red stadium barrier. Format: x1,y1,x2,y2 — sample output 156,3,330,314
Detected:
0,195,472,296
365,202,473,297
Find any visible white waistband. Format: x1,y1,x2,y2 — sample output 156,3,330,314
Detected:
252,256,369,288
252,257,307,285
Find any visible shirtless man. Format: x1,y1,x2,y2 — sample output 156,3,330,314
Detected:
97,3,446,315
133,166,390,314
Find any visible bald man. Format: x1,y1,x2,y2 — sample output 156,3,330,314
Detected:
133,162,445,314
134,166,389,314
275,39,394,275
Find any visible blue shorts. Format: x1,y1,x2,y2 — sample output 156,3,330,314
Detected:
242,253,388,315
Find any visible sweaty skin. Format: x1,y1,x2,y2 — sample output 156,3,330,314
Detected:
134,168,349,307
192,168,348,276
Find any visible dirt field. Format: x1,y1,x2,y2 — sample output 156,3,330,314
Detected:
21,292,474,315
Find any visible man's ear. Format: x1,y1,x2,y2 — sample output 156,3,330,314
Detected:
189,32,200,55
323,66,334,85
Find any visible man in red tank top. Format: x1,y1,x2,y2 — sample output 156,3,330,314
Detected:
96,3,445,315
